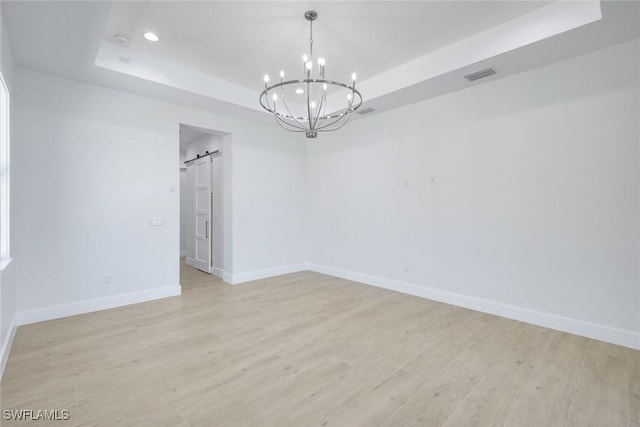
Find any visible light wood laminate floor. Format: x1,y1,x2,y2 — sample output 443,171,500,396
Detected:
1,260,638,426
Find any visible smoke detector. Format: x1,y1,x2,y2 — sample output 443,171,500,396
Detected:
114,34,128,45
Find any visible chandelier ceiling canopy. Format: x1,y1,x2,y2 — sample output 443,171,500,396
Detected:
259,10,363,139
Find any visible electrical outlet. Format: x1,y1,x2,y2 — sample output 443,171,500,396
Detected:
103,274,111,285
403,264,409,273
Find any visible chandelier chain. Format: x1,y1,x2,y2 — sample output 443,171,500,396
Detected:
309,18,313,59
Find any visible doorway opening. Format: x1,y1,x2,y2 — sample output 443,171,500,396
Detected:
179,124,230,286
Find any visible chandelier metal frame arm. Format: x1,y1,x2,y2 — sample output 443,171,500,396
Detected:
259,10,363,138
259,79,363,120
281,96,307,130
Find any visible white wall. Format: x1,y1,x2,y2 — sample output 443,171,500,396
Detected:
182,133,225,274
0,6,17,377
231,130,308,281
308,39,640,348
184,133,223,160
13,68,307,322
179,150,187,256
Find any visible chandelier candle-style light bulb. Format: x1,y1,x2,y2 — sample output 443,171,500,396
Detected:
259,10,362,138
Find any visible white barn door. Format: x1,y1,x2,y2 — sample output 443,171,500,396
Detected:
193,157,211,272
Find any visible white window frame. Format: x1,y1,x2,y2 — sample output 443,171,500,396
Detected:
0,71,10,266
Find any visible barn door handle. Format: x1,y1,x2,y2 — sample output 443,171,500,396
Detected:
205,221,209,239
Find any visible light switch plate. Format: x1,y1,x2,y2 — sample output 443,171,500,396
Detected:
147,217,165,227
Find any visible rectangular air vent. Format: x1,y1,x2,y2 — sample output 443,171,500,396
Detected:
357,107,376,115
464,68,496,82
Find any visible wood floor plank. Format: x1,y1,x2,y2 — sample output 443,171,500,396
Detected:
321,369,422,427
565,346,629,427
215,357,353,427
630,349,640,427
503,332,589,427
380,347,494,427
0,259,636,427
264,352,414,426
439,324,555,427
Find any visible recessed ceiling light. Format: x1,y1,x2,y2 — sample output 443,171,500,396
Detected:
295,88,304,94
144,32,159,42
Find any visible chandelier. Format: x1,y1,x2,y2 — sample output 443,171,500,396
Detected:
259,10,363,138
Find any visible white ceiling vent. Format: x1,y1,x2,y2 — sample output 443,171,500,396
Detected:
464,68,496,82
357,107,376,115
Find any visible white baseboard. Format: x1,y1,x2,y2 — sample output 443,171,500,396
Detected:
230,263,308,285
184,257,228,282
185,257,213,275
16,285,182,326
211,266,224,279
0,314,17,380
308,264,640,350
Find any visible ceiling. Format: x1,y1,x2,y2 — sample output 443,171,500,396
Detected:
103,1,549,91
179,124,227,149
3,1,640,124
